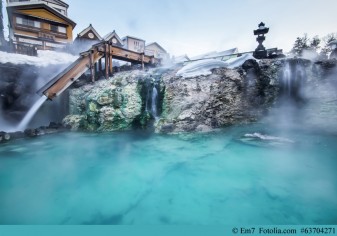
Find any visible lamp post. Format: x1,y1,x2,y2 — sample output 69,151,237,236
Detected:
253,22,269,59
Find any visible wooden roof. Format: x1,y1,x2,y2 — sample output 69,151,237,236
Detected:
7,3,76,28
103,30,123,45
78,24,102,40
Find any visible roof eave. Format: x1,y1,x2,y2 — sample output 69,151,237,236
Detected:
7,3,76,28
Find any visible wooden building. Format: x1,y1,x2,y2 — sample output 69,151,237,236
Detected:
72,24,102,53
103,30,123,47
6,0,76,52
122,35,145,53
145,42,169,61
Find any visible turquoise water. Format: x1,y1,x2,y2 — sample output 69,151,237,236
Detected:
0,125,337,225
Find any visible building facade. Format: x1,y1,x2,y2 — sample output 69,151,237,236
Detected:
6,0,76,52
122,36,145,53
72,24,102,53
145,42,169,61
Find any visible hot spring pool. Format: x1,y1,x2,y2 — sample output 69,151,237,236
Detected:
0,125,336,225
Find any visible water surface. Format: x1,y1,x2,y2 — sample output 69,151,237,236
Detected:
0,125,336,225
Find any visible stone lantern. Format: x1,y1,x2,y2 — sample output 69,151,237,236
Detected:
253,22,269,59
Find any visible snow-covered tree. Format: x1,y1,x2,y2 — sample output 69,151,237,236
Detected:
321,33,337,57
291,34,309,57
310,36,321,52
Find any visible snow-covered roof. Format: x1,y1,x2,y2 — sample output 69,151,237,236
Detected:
78,24,102,40
7,0,69,8
145,42,167,53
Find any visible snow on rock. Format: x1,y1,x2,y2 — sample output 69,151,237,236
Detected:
176,59,227,78
224,53,257,69
0,50,78,66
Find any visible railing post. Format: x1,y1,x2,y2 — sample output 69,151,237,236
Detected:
105,43,109,79
109,44,113,76
89,50,95,82
141,53,144,70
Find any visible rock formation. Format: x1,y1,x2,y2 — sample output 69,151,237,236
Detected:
63,59,289,133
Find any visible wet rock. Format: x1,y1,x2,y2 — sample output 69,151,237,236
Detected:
0,132,11,142
10,131,25,139
242,59,260,72
62,115,87,131
24,129,38,137
63,70,148,132
48,122,62,129
64,58,336,134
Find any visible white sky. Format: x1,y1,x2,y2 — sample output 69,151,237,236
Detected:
3,0,337,57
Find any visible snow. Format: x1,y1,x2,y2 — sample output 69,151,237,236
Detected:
176,53,257,78
0,50,78,67
174,55,190,64
176,59,227,78
223,53,257,69
190,48,238,61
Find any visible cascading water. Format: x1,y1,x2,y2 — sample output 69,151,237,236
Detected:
17,95,47,131
281,59,307,100
282,61,292,96
144,77,160,120
151,86,158,119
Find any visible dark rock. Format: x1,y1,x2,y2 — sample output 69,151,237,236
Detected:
10,131,25,139
24,129,38,137
48,122,62,129
160,123,175,133
242,59,260,72
0,132,11,142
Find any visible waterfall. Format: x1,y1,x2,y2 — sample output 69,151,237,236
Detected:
17,95,47,131
283,61,291,96
281,59,307,100
151,86,158,119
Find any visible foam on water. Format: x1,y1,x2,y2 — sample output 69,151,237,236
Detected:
0,125,336,225
244,133,295,143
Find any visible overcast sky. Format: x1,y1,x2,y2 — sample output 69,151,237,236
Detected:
3,0,337,57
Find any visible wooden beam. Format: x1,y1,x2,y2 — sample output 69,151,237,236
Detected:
109,44,113,76
42,51,103,100
99,58,102,74
105,44,109,79
89,50,95,82
39,42,161,100
141,53,144,70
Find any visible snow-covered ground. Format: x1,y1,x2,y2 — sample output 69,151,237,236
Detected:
0,50,78,67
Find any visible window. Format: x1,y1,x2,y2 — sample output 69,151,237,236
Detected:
50,24,58,32
50,24,66,34
16,16,40,28
58,26,66,34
